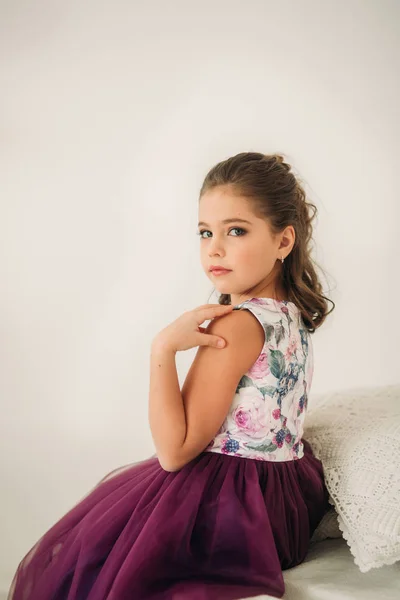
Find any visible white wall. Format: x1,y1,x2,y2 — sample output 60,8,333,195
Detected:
1,0,399,593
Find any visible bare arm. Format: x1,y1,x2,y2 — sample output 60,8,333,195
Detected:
148,310,264,472
148,341,187,471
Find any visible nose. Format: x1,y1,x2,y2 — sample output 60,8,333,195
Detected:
208,236,225,256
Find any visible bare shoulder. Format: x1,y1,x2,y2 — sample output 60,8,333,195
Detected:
205,308,265,374
181,308,265,408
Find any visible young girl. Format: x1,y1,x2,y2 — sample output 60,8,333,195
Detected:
8,152,334,600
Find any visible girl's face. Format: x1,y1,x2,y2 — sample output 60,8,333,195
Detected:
198,185,294,306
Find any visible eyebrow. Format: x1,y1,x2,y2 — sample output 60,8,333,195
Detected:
197,218,253,227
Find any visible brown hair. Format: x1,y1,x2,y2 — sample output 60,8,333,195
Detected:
199,152,335,333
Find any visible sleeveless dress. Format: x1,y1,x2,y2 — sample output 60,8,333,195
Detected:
7,297,331,600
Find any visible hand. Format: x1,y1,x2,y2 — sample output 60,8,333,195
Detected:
153,303,234,353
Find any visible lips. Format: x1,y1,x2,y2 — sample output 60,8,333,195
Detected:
210,268,231,274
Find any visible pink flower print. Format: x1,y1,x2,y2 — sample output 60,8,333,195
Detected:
281,306,289,316
228,387,270,439
285,432,292,443
235,409,250,429
272,408,281,420
248,351,270,379
233,401,267,437
285,334,298,361
250,298,269,307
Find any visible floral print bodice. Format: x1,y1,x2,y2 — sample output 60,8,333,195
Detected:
204,297,313,462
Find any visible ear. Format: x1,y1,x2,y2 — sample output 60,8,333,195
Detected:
279,225,295,254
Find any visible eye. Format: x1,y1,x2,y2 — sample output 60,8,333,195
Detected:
196,227,247,239
229,227,246,236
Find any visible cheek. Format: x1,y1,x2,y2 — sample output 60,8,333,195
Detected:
239,246,274,271
238,247,260,266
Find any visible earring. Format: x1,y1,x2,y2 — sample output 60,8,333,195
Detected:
281,255,284,264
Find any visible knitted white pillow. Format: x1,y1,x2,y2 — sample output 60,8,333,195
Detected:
303,383,400,573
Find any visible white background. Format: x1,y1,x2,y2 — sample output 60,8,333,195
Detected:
1,0,399,594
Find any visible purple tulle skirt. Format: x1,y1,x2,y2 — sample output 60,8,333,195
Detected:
8,439,330,600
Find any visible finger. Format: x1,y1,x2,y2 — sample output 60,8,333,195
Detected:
198,333,227,348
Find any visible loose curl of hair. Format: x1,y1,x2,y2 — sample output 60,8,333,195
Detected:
199,152,335,333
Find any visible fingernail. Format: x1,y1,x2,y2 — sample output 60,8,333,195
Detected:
217,340,225,347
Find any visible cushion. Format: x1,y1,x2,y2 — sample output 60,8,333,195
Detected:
310,506,342,543
303,383,400,572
